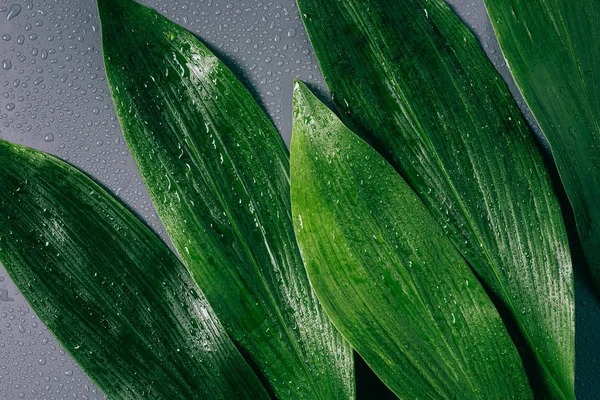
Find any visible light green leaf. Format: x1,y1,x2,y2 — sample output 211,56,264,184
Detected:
296,0,574,398
98,0,354,398
484,0,600,290
0,139,270,400
290,81,532,399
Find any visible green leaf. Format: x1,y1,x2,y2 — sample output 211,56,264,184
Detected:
97,0,354,398
483,0,600,290
296,0,573,398
0,139,270,400
290,81,533,399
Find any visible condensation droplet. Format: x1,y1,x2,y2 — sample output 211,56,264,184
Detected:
1,59,11,70
44,133,55,142
7,4,21,21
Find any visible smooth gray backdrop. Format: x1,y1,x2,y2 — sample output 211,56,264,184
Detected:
0,0,597,398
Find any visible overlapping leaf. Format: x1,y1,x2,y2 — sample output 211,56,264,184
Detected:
484,0,600,291
296,0,574,398
0,139,269,400
290,81,532,399
98,0,354,398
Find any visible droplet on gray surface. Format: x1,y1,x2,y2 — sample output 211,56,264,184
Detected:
0,288,14,302
0,0,595,398
1,59,11,70
7,4,21,21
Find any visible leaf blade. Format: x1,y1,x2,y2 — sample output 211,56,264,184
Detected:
98,0,354,398
296,0,574,398
0,139,270,400
290,81,533,399
484,0,600,289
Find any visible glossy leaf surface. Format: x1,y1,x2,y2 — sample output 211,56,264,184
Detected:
98,0,354,398
484,0,600,291
296,0,573,398
0,139,269,400
290,81,533,399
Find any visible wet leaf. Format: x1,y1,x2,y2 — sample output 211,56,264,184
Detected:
484,0,600,294
297,0,574,398
0,139,269,400
98,0,354,398
290,81,532,399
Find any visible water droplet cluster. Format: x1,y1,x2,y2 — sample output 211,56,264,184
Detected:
0,274,105,398
446,0,548,150
0,0,328,396
0,0,598,398
143,0,328,143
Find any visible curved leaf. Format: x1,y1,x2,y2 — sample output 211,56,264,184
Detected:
97,0,354,398
296,0,574,398
484,0,600,290
290,81,532,399
0,139,269,400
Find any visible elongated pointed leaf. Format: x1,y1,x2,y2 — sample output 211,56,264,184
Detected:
484,0,600,290
0,139,270,400
290,81,532,399
98,0,354,398
296,0,574,397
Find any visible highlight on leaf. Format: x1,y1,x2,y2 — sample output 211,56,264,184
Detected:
0,139,270,400
0,0,588,398
290,81,533,400
98,0,354,398
296,0,574,397
484,0,600,293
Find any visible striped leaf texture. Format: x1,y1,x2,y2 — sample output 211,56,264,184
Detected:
0,139,269,400
290,81,533,399
98,0,354,398
296,0,574,398
484,0,600,292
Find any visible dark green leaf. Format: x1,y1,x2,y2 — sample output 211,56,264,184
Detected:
484,0,600,291
98,0,354,398
290,81,533,399
0,139,270,400
296,0,573,398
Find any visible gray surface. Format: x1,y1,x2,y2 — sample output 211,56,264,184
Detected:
0,0,596,398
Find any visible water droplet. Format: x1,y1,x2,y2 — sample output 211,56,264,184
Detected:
7,4,21,21
5,103,15,111
0,288,14,301
44,133,54,142
287,28,297,38
2,34,11,41
2,59,11,70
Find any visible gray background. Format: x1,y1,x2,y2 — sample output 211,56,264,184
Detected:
0,0,597,398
